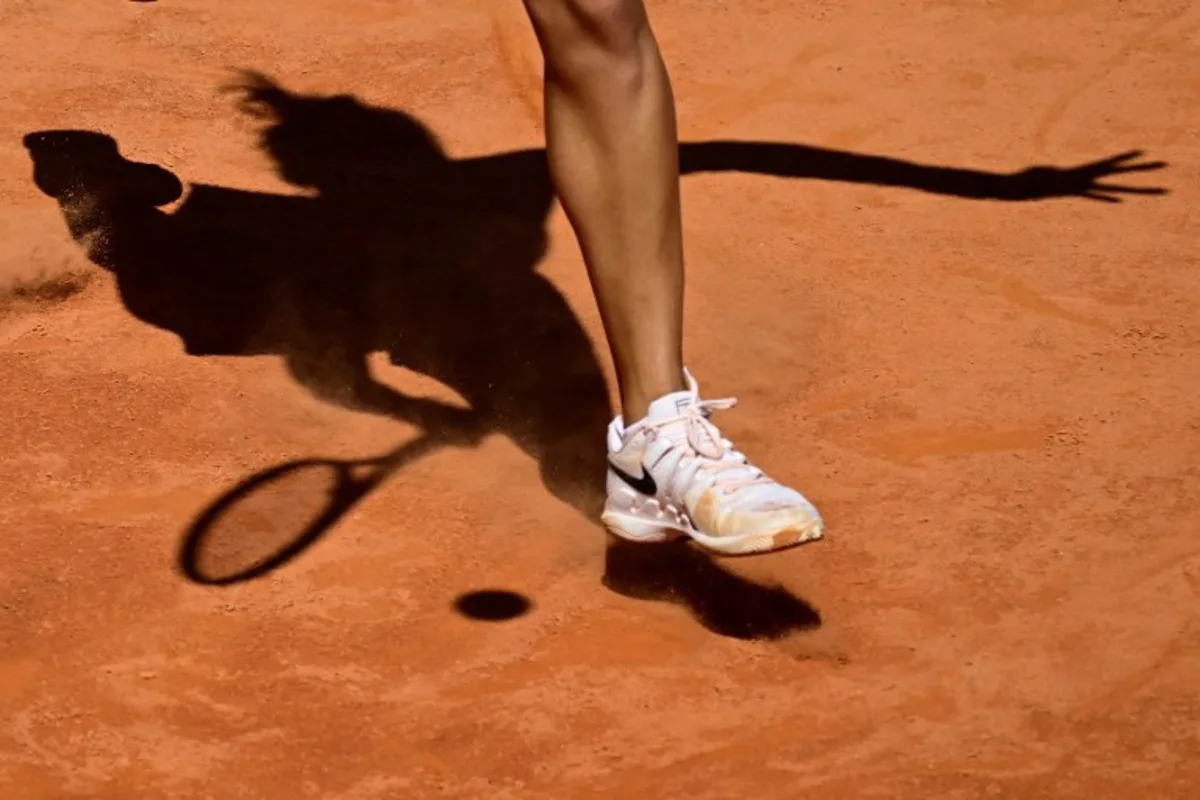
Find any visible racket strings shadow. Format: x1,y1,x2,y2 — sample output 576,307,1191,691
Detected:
180,433,446,585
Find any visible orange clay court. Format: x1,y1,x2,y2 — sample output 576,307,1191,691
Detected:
1,1,1198,798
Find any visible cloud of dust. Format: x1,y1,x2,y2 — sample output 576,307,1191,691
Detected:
0,257,93,313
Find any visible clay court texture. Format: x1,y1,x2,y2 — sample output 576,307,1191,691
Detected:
1,1,1198,797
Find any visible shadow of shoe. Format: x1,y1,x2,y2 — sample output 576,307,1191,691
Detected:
602,538,821,641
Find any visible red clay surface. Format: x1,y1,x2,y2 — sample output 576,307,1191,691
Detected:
2,1,1198,798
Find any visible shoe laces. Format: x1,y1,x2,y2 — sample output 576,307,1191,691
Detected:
643,395,770,493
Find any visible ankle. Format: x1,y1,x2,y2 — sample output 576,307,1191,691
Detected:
620,373,686,424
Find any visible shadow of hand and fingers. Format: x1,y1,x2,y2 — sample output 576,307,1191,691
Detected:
602,539,820,640
1006,151,1168,203
22,71,1168,588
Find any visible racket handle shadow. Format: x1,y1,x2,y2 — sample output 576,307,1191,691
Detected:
178,432,445,585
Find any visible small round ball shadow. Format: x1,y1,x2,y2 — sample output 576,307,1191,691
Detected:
454,590,532,622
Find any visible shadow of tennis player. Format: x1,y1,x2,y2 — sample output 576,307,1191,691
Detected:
23,72,1166,595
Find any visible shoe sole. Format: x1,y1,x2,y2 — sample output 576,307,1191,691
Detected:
600,509,690,544
602,509,824,556
687,519,824,555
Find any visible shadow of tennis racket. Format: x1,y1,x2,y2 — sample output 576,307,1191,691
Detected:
178,432,446,585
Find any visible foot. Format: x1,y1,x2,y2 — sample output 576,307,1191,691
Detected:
601,370,824,555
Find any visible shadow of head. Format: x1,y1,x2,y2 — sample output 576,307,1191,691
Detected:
228,71,448,195
23,130,182,208
603,539,821,641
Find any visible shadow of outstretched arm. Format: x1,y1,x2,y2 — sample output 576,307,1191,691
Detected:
680,141,1167,202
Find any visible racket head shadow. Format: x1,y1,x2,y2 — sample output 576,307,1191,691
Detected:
178,458,371,585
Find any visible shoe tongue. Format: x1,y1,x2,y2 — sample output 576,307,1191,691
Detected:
628,389,696,444
645,390,695,423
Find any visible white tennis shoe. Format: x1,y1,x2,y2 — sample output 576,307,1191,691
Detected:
601,370,824,555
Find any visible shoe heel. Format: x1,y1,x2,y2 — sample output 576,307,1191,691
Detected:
601,509,688,544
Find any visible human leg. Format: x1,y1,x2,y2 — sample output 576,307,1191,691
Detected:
520,0,823,552
521,0,684,424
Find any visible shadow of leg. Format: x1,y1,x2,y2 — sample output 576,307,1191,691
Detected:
538,432,608,523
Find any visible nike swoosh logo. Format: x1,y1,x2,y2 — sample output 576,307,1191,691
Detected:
608,458,657,496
